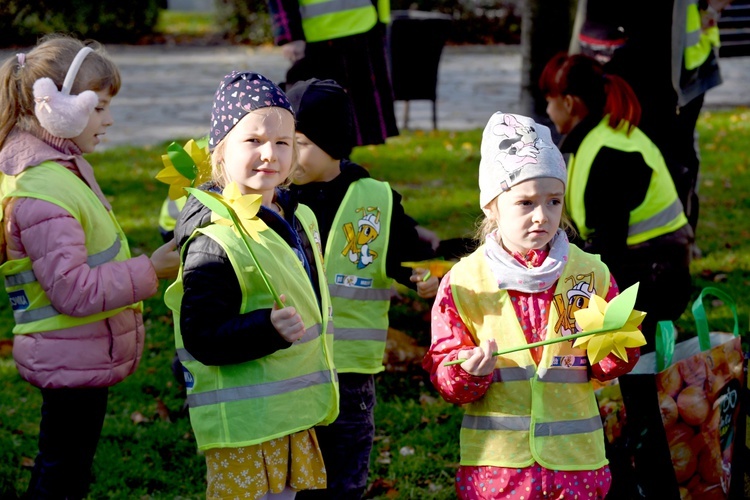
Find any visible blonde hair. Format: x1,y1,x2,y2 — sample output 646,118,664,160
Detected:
0,34,121,150
209,107,299,191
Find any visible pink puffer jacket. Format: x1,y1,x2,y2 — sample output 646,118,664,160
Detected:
0,130,158,388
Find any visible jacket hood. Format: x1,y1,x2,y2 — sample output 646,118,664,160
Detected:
0,128,111,210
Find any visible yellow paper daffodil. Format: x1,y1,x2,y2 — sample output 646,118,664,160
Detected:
155,138,212,200
208,182,268,243
572,294,647,365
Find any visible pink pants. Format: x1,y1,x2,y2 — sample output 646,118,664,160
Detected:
455,464,611,499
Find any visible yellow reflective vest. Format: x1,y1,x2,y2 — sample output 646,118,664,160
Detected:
684,0,720,71
325,178,392,373
164,203,338,450
566,118,688,246
299,0,390,43
450,244,610,470
158,196,186,235
0,161,137,334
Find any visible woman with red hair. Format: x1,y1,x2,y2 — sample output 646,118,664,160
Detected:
539,52,693,351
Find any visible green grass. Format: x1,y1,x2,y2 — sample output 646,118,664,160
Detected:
0,109,748,497
154,10,219,37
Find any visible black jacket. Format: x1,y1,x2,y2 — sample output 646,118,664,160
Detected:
290,159,435,290
174,184,321,366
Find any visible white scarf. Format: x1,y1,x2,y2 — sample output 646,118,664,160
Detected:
484,229,569,293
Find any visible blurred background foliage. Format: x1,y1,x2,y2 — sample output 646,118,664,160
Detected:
0,0,522,48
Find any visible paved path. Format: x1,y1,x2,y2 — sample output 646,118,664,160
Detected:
3,44,749,149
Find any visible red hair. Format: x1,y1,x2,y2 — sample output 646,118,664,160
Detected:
539,52,641,135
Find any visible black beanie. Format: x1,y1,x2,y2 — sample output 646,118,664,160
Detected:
286,78,355,160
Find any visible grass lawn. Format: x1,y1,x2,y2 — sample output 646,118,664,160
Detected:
0,109,748,498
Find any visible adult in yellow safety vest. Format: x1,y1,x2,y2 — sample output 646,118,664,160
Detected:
265,0,399,146
540,52,693,350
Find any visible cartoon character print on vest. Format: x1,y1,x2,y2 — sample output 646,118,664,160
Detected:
341,206,382,271
551,272,599,369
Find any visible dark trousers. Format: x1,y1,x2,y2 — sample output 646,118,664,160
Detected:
25,387,109,500
298,373,376,500
673,94,705,236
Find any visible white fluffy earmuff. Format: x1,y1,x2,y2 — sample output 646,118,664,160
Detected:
33,47,98,139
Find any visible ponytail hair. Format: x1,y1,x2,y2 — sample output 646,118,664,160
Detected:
539,52,641,135
0,33,121,150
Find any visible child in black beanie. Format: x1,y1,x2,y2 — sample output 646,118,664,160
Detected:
287,78,439,499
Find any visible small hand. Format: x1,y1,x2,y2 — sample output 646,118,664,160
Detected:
150,238,180,280
282,40,306,63
456,338,498,377
410,267,438,299
271,294,306,343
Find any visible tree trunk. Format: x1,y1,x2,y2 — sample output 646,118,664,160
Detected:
520,0,577,139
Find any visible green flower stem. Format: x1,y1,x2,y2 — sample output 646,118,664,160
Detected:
229,210,283,309
443,326,617,366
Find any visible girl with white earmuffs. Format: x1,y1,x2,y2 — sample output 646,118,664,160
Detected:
0,34,179,497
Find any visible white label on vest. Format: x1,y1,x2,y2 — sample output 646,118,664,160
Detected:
9,290,29,311
335,274,373,288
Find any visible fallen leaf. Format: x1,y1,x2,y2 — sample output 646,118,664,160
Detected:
155,398,171,422
21,457,34,468
131,411,148,425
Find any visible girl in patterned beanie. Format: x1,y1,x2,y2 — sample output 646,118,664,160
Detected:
423,112,641,500
165,70,338,499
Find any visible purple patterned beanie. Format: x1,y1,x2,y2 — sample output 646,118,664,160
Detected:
208,71,294,151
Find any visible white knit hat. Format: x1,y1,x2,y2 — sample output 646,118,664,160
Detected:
478,112,567,211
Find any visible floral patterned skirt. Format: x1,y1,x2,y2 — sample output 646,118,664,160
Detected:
205,429,326,500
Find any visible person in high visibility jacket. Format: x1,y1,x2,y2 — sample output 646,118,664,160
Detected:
265,0,399,147
285,78,438,499
571,0,731,244
164,71,339,499
540,52,694,350
423,112,640,500
0,35,179,498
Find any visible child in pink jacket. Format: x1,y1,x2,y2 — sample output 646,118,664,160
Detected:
0,35,178,497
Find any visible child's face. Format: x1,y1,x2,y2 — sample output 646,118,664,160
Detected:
71,90,113,154
293,132,340,184
545,94,575,135
219,107,295,201
490,177,564,255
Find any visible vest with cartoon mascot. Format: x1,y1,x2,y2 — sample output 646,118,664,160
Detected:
325,178,393,373
451,244,610,470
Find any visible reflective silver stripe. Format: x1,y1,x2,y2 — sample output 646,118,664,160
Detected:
4,239,120,289
492,365,535,383
176,347,195,363
300,0,371,19
534,415,603,436
463,414,531,432
297,324,323,344
537,368,589,383
463,414,602,436
87,238,121,267
187,369,334,408
685,29,701,47
334,327,387,342
628,199,684,237
167,199,181,219
328,284,391,301
14,304,59,324
326,321,334,335
5,270,37,287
